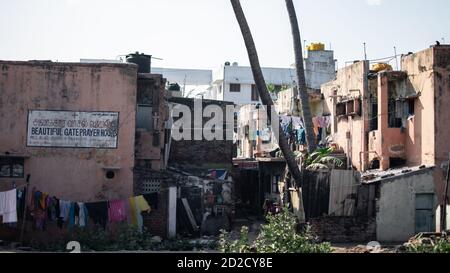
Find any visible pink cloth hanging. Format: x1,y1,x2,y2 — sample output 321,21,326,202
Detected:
108,200,127,222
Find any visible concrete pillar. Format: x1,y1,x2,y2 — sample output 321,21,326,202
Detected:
167,185,177,238
378,73,390,170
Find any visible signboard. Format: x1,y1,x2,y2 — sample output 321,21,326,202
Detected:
27,110,119,148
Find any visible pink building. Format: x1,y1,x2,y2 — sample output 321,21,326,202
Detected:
322,44,450,209
0,61,138,201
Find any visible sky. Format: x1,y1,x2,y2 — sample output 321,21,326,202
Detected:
0,0,448,70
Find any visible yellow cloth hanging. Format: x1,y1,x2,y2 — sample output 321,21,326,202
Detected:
128,197,138,226
135,195,151,213
40,193,48,209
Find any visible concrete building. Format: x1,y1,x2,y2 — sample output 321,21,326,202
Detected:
321,45,450,232
304,48,336,90
207,63,295,105
362,166,436,242
207,47,335,105
0,59,175,238
0,61,138,201
151,67,212,98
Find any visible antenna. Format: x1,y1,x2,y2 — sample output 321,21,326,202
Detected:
394,46,399,70
363,43,367,61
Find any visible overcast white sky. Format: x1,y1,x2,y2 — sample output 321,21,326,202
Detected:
0,0,448,70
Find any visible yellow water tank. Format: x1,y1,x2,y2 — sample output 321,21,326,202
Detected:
371,63,393,72
307,43,325,51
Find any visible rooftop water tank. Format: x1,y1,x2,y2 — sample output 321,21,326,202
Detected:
126,52,152,73
371,63,393,72
307,43,325,51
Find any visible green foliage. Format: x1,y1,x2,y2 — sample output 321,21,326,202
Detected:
30,224,159,252
301,147,344,171
219,226,252,253
405,234,450,253
219,208,332,253
267,84,289,94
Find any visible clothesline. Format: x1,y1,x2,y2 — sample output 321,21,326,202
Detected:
0,187,158,232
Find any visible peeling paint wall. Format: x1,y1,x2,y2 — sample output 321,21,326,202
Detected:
0,61,138,202
321,61,370,170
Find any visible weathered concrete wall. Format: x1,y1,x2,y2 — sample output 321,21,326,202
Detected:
401,46,450,204
135,74,169,171
0,61,137,201
305,50,336,90
401,48,437,167
376,169,436,242
322,61,369,170
432,46,450,204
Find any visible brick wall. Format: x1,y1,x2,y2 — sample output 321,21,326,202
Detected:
142,188,168,238
168,97,234,171
134,168,171,238
309,217,376,243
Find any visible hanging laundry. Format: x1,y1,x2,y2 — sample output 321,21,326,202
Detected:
323,116,331,129
317,116,328,129
135,202,143,232
292,116,303,130
34,191,42,210
317,127,323,143
312,117,320,136
280,115,293,138
59,200,71,222
77,203,88,228
296,128,306,145
29,187,36,212
135,196,151,213
108,200,127,223
85,202,108,228
0,191,5,216
39,193,48,210
16,189,26,220
54,197,64,229
0,189,18,223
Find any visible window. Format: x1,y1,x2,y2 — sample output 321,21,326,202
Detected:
336,102,346,116
137,105,153,131
251,84,259,101
388,81,402,128
230,83,241,92
408,99,415,116
370,102,378,131
271,175,280,194
0,157,24,178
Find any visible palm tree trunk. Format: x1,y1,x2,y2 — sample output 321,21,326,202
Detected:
285,0,316,154
230,0,304,221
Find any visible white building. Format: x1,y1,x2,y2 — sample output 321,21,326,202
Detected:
206,47,336,105
206,63,296,105
152,67,213,98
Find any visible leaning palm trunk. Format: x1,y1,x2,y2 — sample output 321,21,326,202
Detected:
285,0,316,154
230,0,305,221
